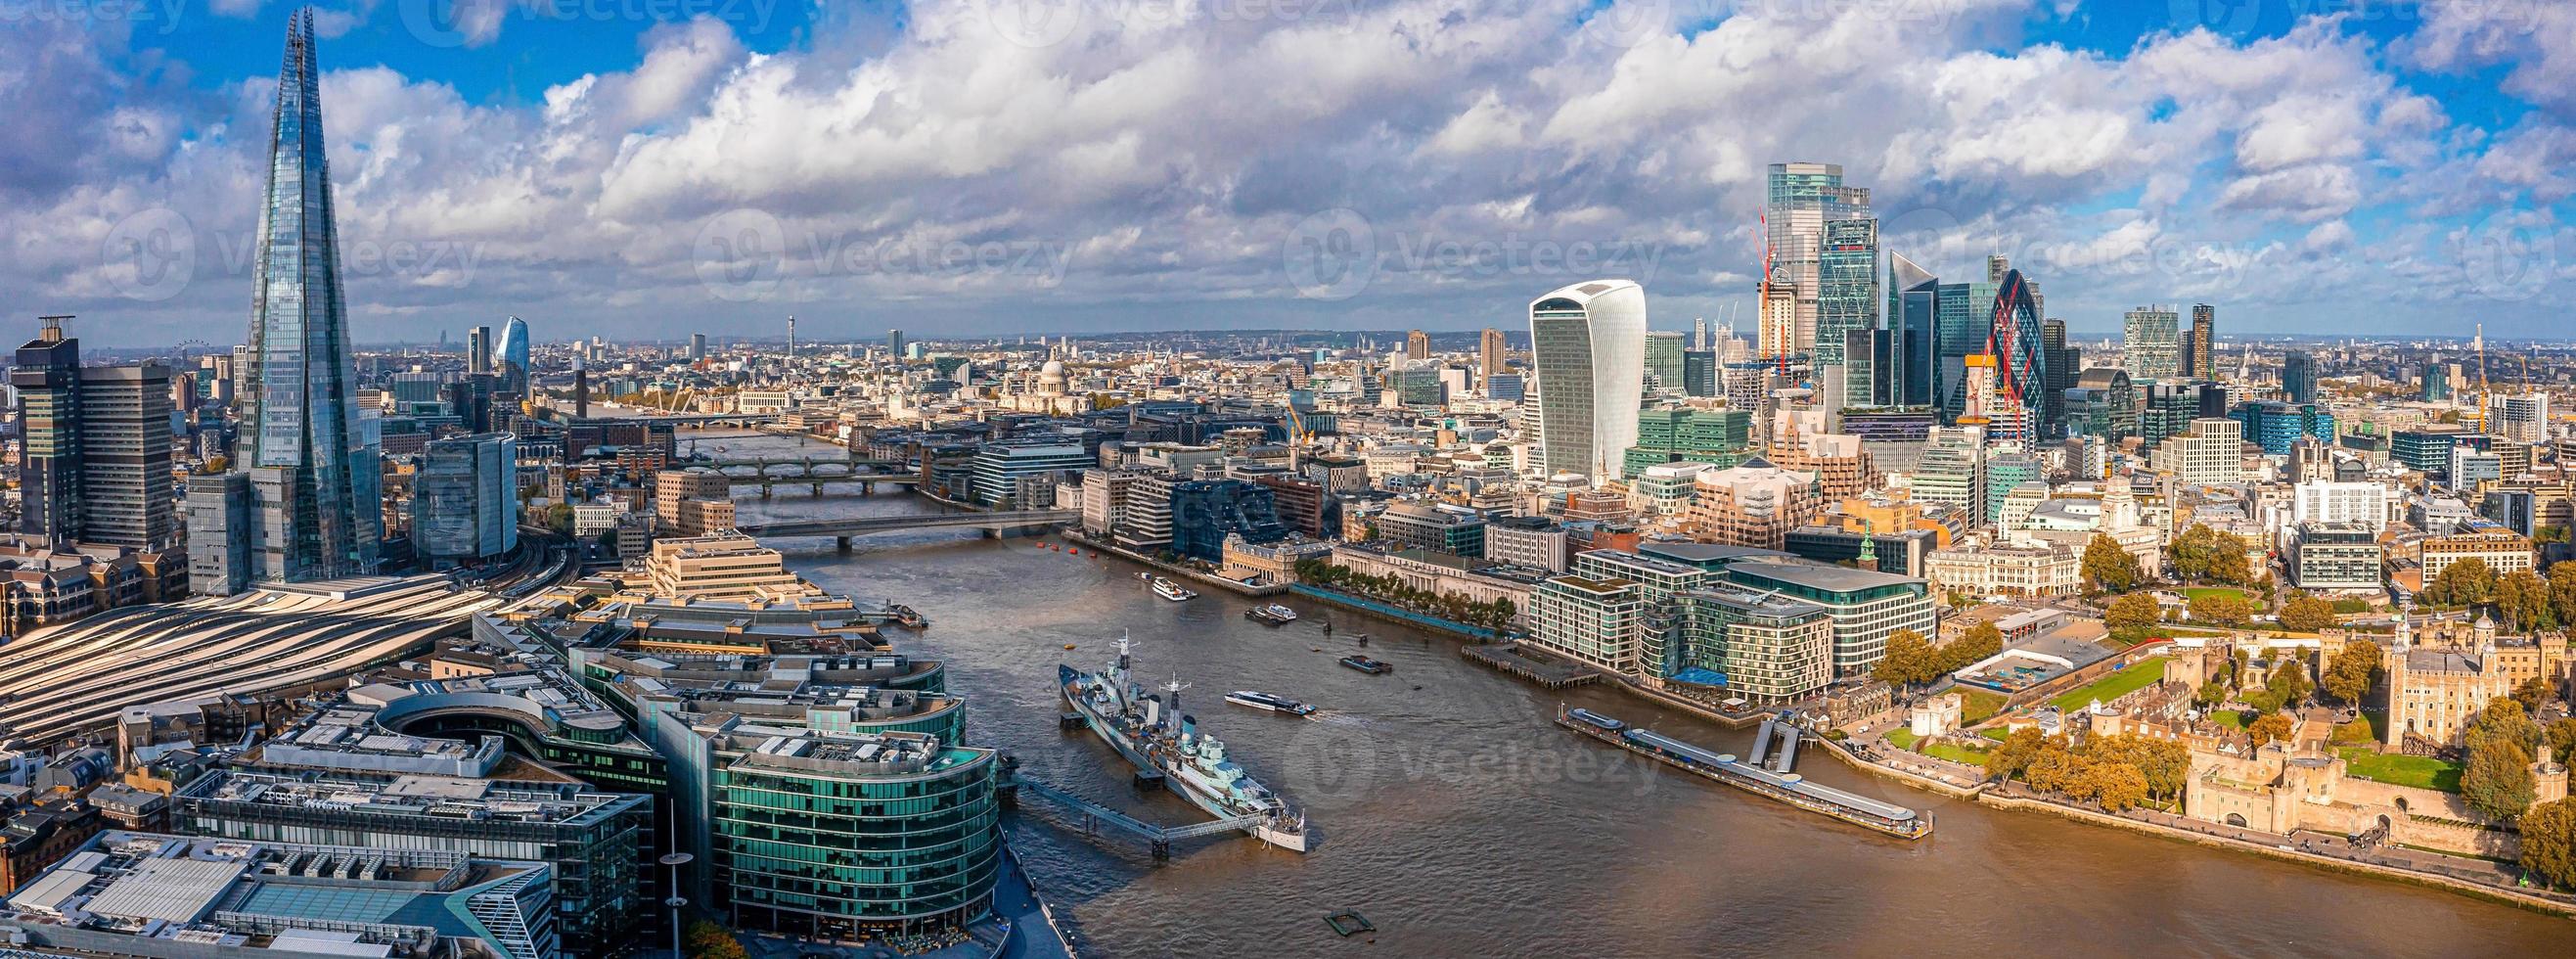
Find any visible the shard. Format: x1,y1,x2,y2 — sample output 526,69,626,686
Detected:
237,9,382,582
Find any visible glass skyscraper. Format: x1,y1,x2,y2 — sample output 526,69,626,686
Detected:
239,12,382,583
2122,306,2182,383
496,314,532,398
1764,162,1871,358
1888,253,1938,409
1529,280,1648,481
1643,330,1686,391
1814,216,1878,376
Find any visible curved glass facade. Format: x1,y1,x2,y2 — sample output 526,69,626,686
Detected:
497,315,532,398
1528,279,1647,481
713,747,1001,935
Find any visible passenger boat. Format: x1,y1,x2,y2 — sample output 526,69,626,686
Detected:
1152,578,1198,602
1224,691,1316,716
1338,655,1390,675
1060,637,1310,851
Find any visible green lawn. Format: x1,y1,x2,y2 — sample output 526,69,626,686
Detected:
2338,748,2463,793
2049,657,2173,713
2332,712,2385,746
2212,709,2249,730
1958,689,2006,726
1981,727,2011,743
1883,726,1990,766
2182,586,2255,602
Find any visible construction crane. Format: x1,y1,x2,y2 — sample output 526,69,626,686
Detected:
1283,403,1316,472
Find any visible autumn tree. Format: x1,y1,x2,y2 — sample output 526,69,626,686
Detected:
2246,711,2295,748
1938,621,2005,674
2426,557,2497,607
2276,592,2335,633
2079,733,2191,802
2549,561,2576,627
2321,639,2382,706
2463,735,2538,823
2027,749,2091,798
2521,799,2576,890
2089,760,2150,812
1874,629,1937,689
2189,592,2254,629
2510,675,2555,713
2549,717,2576,764
2082,533,2144,594
2498,568,2553,633
2463,702,2543,822
2105,593,2161,638
1984,728,2052,784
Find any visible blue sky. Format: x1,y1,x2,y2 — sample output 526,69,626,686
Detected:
11,0,2575,345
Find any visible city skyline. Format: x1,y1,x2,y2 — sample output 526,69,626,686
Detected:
11,3,2576,344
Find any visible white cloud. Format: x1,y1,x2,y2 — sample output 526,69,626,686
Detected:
7,1,2573,342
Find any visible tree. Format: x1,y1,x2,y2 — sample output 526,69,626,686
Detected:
2194,680,2229,708
1874,629,1936,689
2247,711,2295,748
2105,593,2161,637
2206,540,2253,587
2468,700,2545,755
2189,592,2254,629
2549,717,2576,765
2521,799,2576,890
2549,561,2576,627
2027,749,2091,797
2463,702,2543,822
1938,622,2004,674
2321,639,2382,706
2510,675,2555,713
1984,728,2051,783
2277,592,2335,633
2427,557,2497,607
2082,533,2143,594
686,921,750,959
2090,760,2150,812
2462,735,2538,822
2265,659,2312,709
2499,569,2553,632
2170,524,2221,581
2079,733,2192,802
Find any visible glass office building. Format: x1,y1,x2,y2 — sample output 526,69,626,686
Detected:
240,13,383,582
1528,279,1648,480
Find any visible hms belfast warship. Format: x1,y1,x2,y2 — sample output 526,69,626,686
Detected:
1058,637,1310,851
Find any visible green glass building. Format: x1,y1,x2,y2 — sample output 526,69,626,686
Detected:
1623,406,1751,476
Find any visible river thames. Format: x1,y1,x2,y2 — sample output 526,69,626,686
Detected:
710,435,2568,957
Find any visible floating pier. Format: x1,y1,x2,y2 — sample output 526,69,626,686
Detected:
1557,709,1930,840
1462,644,1603,689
